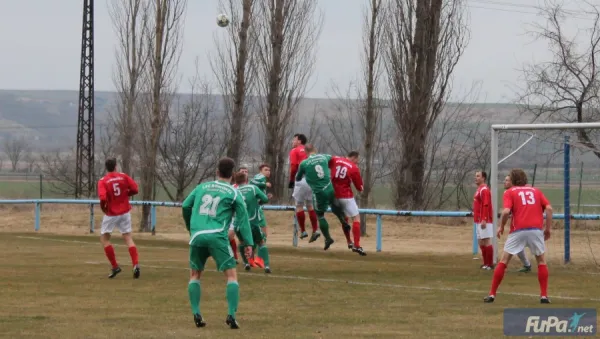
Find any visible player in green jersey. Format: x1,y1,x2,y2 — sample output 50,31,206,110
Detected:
249,164,272,234
295,144,340,250
235,171,272,273
182,157,254,330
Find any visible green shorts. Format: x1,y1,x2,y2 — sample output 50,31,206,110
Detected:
257,208,267,228
189,239,236,272
312,185,335,214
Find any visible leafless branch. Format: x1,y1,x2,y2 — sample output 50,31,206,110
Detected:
3,137,30,172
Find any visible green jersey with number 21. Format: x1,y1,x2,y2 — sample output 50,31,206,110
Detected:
182,180,253,246
296,154,333,191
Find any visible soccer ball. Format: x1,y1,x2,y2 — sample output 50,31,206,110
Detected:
216,14,229,28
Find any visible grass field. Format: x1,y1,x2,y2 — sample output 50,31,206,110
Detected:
1,205,600,338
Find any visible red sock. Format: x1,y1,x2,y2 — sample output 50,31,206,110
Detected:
230,238,238,259
479,245,485,265
352,221,361,247
489,262,507,296
104,245,118,268
308,210,318,232
538,264,549,297
342,225,352,244
128,246,139,266
296,211,306,233
485,245,494,267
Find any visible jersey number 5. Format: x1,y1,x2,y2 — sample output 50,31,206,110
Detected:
200,194,221,217
334,165,347,179
518,191,535,205
315,164,325,178
113,183,121,196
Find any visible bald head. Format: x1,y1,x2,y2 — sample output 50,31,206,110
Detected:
304,144,316,154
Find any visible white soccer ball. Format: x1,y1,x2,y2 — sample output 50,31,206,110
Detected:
216,14,230,28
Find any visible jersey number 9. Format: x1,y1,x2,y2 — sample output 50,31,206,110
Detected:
200,194,221,217
315,164,325,178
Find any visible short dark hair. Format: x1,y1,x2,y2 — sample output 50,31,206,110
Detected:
259,163,270,171
477,170,487,181
105,157,117,172
234,171,247,185
304,143,316,153
347,150,359,158
294,133,307,145
509,168,528,186
217,157,236,179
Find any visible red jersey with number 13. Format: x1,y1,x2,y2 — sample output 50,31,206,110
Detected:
473,184,493,224
329,156,363,199
503,186,549,233
97,172,138,216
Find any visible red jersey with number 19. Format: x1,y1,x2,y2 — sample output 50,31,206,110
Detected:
503,186,549,233
329,156,363,199
97,172,138,216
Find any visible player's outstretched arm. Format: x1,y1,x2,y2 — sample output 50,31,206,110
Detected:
181,188,196,233
233,194,254,247
295,162,305,182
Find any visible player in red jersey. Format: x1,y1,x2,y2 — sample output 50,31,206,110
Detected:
330,150,366,256
484,168,553,304
504,175,532,272
97,157,140,279
473,171,494,270
289,133,320,241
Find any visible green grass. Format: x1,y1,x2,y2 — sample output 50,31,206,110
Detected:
1,232,599,338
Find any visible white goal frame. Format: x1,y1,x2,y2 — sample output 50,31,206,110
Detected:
490,122,600,264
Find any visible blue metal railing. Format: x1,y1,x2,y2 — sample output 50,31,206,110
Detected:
2,199,599,253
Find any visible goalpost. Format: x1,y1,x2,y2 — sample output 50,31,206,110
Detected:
490,122,600,265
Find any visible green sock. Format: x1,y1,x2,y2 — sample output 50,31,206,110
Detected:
258,245,270,267
226,281,240,317
238,245,248,264
188,279,201,315
319,216,332,240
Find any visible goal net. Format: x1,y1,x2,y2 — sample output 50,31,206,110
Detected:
490,123,600,271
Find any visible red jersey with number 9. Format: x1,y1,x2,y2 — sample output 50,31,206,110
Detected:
329,156,364,199
97,172,139,216
503,186,549,233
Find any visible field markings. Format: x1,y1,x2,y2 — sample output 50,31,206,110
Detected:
15,235,600,302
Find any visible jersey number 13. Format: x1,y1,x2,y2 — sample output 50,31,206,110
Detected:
518,191,536,205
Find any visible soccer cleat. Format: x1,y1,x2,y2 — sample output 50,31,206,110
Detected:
353,246,367,256
518,265,532,273
483,295,495,303
226,315,239,329
244,264,251,271
484,266,493,271
309,231,321,243
540,297,551,304
108,267,122,279
324,238,335,251
347,242,354,250
480,265,488,270
254,257,265,269
248,258,258,268
265,267,271,274
193,314,206,328
299,231,308,239
133,265,140,279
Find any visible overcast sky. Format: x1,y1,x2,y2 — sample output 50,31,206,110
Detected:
0,0,594,103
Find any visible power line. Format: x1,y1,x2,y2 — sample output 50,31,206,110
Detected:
467,0,600,20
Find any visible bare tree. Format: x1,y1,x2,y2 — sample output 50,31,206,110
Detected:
136,0,187,230
109,0,151,174
3,137,30,172
24,151,37,173
519,2,600,156
210,0,257,165
383,0,469,209
254,0,323,201
39,149,78,196
157,74,221,201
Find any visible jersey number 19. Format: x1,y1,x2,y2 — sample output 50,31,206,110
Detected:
334,165,347,179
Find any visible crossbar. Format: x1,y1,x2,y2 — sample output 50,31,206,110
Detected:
492,122,600,131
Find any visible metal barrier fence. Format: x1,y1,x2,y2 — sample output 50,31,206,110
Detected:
1,199,599,254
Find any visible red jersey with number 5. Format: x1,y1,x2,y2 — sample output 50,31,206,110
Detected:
503,186,549,233
329,156,363,199
97,172,138,216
